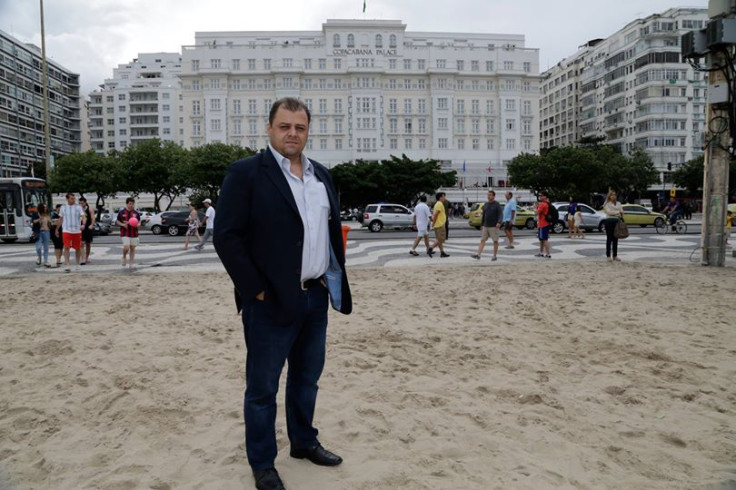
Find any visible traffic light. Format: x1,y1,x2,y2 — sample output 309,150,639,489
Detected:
667,162,672,171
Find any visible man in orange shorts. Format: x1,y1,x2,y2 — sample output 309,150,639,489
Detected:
56,193,86,273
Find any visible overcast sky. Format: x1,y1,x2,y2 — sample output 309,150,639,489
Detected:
1,0,706,97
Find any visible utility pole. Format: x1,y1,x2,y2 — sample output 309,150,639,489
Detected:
40,0,52,180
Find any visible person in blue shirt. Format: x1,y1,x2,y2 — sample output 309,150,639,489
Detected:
662,197,682,228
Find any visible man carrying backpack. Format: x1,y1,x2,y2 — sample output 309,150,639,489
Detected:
535,191,553,258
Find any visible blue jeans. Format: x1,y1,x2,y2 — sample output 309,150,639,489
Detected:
241,283,329,470
35,230,50,263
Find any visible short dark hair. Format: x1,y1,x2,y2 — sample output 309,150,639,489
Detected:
488,190,496,196
419,195,427,202
435,192,446,200
269,97,311,125
79,197,87,203
540,191,548,198
506,191,513,197
65,192,74,199
126,197,135,204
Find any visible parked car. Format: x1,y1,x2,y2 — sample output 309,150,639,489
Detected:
92,221,111,236
552,202,607,234
467,202,537,230
361,203,415,232
151,210,205,236
620,204,666,228
97,208,114,225
340,209,361,221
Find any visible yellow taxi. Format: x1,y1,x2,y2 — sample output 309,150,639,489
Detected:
620,204,667,228
467,202,537,230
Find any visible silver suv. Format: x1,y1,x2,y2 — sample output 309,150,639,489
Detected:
361,203,415,232
551,202,607,234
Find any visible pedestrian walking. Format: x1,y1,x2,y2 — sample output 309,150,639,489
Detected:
573,207,586,238
194,199,215,251
57,193,86,272
602,190,625,262
535,191,552,258
567,196,577,239
116,197,141,269
214,97,352,490
31,203,52,267
50,204,64,267
409,195,432,256
471,190,503,261
79,196,96,265
502,191,517,249
428,192,450,257
183,203,201,250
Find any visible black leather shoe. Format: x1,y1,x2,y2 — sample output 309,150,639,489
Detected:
290,444,343,466
253,468,285,490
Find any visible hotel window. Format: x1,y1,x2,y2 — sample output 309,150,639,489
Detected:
523,139,532,150
106,96,114,102
211,119,221,131
192,60,199,71
523,62,531,73
118,106,126,112
456,99,465,114
417,80,426,89
248,99,256,114
263,99,272,113
486,100,494,114
389,59,397,70
232,120,241,135
233,99,241,114
333,34,340,47
472,119,480,133
471,99,479,114
439,138,448,149
522,81,531,92
456,60,465,71
486,80,494,91
249,120,257,134
457,80,464,90
210,99,220,111
232,79,241,90
319,99,327,113
283,58,293,68
211,59,221,69
471,80,479,90
437,59,446,69
118,94,126,100
437,79,447,89
107,130,114,137
304,99,312,111
248,59,256,70
486,118,495,133
505,99,516,111
486,60,494,71
390,138,397,149
233,59,240,70
419,138,426,149
389,99,397,114
506,119,515,130
404,79,411,89
335,119,343,133
389,79,397,89
487,139,494,149
320,139,327,150
389,34,397,48
472,138,479,150
438,118,448,130
304,59,312,69
404,99,412,113
319,59,326,69
438,98,448,110
334,98,343,113
404,118,412,133
319,78,327,89
347,34,355,48
303,79,312,89
119,117,126,124
335,139,343,150
471,60,479,72
404,59,411,70
211,79,220,89
389,118,397,133
418,99,426,114
192,121,200,135
523,100,532,115
457,139,465,149
334,59,341,69
405,138,412,149
263,59,271,70
418,59,426,70
376,34,383,48
264,79,273,89
418,118,426,133
506,138,515,149
457,119,465,132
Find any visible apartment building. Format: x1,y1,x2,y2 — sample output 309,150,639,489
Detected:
87,53,182,154
541,8,709,185
0,29,82,177
179,19,540,186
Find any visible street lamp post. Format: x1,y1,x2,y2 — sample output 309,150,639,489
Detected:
40,0,52,179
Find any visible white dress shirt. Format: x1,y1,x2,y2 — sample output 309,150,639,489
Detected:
269,145,330,281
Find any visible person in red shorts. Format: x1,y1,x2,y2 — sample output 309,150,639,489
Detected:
56,193,86,273
535,190,552,259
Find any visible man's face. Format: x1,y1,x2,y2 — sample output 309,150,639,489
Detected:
126,201,134,211
505,193,511,201
487,192,495,202
267,107,309,159
66,195,76,205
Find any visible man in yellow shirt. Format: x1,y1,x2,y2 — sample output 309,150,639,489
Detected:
428,192,450,257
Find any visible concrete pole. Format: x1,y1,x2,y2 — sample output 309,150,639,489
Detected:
700,50,730,267
40,0,52,179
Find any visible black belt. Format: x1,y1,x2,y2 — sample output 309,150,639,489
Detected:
300,277,324,290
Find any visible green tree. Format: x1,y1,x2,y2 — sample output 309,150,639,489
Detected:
605,147,660,203
673,155,736,197
118,139,188,212
178,143,255,204
49,150,120,210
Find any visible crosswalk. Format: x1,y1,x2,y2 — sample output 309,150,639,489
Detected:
1,233,723,277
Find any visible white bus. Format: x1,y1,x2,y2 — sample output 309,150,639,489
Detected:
0,178,53,243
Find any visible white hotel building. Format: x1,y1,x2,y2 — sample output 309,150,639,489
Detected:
179,19,540,186
541,8,709,185
87,53,182,154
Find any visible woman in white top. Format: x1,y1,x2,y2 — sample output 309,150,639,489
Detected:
602,190,625,262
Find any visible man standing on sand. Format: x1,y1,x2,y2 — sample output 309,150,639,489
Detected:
409,195,432,256
535,191,552,259
471,190,503,261
79,196,96,265
116,197,141,269
214,97,352,490
194,199,215,251
56,193,86,273
502,191,517,249
428,192,450,258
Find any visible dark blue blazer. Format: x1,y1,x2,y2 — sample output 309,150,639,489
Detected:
214,148,352,325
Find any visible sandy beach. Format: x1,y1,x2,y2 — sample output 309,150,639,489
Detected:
1,261,735,489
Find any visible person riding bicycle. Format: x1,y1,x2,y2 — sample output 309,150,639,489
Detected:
661,197,683,229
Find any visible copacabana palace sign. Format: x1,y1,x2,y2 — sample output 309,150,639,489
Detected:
332,48,398,56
